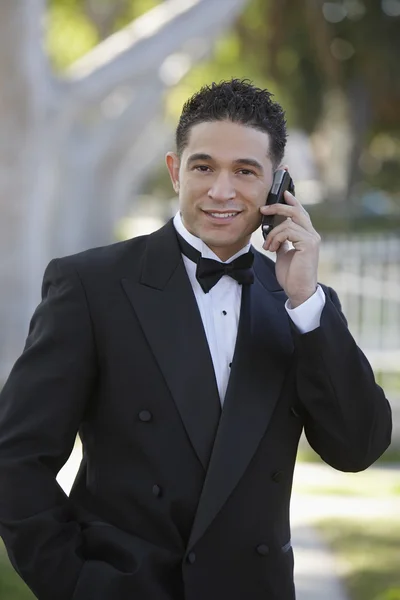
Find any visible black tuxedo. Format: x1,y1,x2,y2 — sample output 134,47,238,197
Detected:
0,220,392,600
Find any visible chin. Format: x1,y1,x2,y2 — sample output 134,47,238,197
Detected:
200,230,234,244
205,234,243,252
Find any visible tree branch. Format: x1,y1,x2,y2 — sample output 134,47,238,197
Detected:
0,0,54,123
110,117,175,226
65,0,249,107
90,78,166,164
83,0,131,41
86,31,210,165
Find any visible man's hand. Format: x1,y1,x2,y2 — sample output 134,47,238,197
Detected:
260,190,321,308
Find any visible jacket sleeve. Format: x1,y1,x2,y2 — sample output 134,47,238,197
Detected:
293,285,392,472
0,258,97,600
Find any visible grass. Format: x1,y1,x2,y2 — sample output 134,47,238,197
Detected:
0,541,35,599
296,453,400,600
317,517,400,600
294,468,400,497
298,484,400,497
297,442,400,466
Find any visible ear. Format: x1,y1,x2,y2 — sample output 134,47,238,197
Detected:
165,152,181,194
278,163,289,172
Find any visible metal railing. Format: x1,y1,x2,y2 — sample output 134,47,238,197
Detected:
319,232,400,374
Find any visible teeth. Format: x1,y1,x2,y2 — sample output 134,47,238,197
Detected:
209,212,238,219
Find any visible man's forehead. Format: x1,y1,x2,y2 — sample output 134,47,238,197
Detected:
183,120,271,163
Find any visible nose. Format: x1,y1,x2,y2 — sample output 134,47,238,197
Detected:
208,171,236,201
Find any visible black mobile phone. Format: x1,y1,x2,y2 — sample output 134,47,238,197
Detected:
261,170,295,240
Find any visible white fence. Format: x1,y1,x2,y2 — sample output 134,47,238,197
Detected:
319,232,400,363
319,232,400,445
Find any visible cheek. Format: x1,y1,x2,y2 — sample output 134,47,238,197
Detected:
181,177,203,198
250,186,267,207
178,185,202,224
180,182,208,214
242,194,266,216
239,179,268,208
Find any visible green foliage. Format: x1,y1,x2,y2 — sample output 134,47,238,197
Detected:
230,0,400,132
164,30,278,125
294,463,400,497
376,590,400,600
0,541,35,599
46,0,98,69
44,0,400,203
113,0,161,30
46,0,161,70
318,518,400,600
45,0,400,136
297,443,400,465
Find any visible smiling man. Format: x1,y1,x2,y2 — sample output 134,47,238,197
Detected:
0,79,392,600
167,119,274,260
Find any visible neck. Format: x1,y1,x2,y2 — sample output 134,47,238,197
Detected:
207,244,249,262
177,212,250,261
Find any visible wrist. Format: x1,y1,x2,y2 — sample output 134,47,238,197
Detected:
288,288,317,308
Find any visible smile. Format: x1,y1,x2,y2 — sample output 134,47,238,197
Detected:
210,212,238,219
202,210,241,221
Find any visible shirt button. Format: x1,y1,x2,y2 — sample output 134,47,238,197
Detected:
152,484,162,497
187,552,196,564
222,310,227,316
229,362,232,368
138,410,152,422
256,544,269,556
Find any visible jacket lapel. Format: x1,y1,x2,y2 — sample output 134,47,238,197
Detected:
187,251,294,551
121,220,221,471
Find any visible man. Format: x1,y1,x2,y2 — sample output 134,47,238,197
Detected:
0,79,392,600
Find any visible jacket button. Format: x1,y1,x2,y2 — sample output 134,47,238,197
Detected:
187,552,196,564
152,484,162,497
256,544,269,556
271,470,283,483
139,410,152,422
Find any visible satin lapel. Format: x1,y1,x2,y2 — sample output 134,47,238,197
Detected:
121,221,221,471
187,252,294,550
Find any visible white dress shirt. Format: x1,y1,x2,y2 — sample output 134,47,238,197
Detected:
173,212,325,405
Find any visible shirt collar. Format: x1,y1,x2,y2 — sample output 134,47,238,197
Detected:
173,211,251,264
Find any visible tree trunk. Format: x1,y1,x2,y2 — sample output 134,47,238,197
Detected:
0,0,53,379
311,87,354,204
0,0,249,382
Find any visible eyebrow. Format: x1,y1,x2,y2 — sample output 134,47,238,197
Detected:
186,153,213,166
233,158,264,173
186,153,264,173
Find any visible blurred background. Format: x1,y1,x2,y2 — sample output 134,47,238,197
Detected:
0,1,399,599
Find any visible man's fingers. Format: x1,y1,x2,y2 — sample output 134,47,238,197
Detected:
264,218,318,253
283,191,298,205
284,192,310,217
261,199,312,233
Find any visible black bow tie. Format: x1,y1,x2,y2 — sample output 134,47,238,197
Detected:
177,233,254,293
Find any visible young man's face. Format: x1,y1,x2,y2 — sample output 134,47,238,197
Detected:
166,120,275,261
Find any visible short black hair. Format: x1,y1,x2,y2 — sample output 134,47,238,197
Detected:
176,79,287,167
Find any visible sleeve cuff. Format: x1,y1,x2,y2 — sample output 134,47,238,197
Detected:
285,285,326,334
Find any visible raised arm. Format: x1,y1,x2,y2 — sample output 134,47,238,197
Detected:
294,286,392,471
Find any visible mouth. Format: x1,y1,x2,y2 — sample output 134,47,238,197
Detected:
201,210,242,223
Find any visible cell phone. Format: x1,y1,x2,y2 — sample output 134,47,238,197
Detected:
261,170,295,240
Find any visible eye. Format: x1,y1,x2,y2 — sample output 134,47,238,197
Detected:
238,169,256,176
193,165,212,172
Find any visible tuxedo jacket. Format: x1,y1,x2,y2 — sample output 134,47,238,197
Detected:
0,219,392,600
